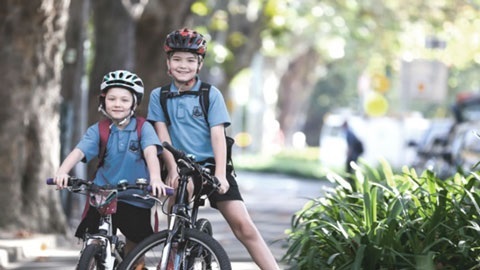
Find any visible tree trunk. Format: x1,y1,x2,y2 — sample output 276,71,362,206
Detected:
0,0,69,233
87,0,136,128
86,0,137,178
60,0,90,226
135,0,196,117
61,0,90,152
277,48,320,146
191,0,265,101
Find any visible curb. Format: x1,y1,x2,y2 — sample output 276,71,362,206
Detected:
0,234,57,268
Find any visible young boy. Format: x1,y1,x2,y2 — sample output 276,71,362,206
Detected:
54,70,171,255
147,28,280,270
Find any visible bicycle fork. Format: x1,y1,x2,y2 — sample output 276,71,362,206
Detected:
159,212,192,270
85,217,120,270
158,212,177,270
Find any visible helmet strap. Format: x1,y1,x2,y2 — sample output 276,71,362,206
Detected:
117,110,134,126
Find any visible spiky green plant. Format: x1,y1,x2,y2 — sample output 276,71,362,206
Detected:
283,160,480,269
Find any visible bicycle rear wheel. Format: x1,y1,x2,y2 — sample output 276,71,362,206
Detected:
77,243,104,270
119,229,231,270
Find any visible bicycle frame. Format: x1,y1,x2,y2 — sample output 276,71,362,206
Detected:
82,189,123,270
47,177,162,270
158,159,209,270
118,142,231,270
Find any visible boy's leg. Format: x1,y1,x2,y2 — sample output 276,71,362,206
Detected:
114,202,154,254
216,200,280,270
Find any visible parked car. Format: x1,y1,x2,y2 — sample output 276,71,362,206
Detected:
448,120,480,173
409,93,480,178
408,119,455,179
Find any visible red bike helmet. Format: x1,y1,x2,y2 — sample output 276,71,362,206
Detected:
164,28,207,57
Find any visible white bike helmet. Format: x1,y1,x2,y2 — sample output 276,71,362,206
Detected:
98,70,144,125
100,70,144,105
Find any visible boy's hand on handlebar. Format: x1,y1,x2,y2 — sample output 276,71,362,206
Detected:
216,175,230,195
150,178,172,197
54,173,70,189
165,171,180,188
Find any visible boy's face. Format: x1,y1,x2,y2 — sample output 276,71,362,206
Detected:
104,87,134,121
167,51,203,84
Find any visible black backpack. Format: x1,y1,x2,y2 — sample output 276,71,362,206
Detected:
159,82,235,167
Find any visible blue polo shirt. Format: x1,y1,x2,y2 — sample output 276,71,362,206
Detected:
76,117,161,208
147,79,230,162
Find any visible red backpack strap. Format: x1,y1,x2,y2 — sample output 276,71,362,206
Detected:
135,116,146,139
81,119,111,221
98,119,112,168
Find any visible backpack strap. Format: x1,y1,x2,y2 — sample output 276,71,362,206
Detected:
198,82,210,127
159,82,211,126
160,85,172,126
97,116,146,168
158,83,235,171
98,119,112,169
135,116,146,138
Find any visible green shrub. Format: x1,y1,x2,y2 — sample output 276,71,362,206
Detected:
283,160,480,269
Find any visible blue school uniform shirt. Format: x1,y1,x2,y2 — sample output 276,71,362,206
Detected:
147,78,230,162
76,117,161,208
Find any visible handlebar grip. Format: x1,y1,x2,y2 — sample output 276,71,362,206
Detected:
166,187,175,196
146,185,175,196
46,177,79,187
212,176,221,190
162,141,188,160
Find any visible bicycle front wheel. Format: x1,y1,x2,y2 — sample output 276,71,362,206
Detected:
195,218,213,236
119,229,231,270
77,243,104,270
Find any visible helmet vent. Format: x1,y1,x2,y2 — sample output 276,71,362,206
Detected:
105,79,134,87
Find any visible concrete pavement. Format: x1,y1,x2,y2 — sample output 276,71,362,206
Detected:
0,171,333,269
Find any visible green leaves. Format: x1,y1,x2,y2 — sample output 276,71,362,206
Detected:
284,162,480,269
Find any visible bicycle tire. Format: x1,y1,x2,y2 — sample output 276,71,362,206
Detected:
118,229,231,270
195,218,213,236
77,243,104,270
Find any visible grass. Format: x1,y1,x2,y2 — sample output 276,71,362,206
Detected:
233,147,335,180
232,147,404,181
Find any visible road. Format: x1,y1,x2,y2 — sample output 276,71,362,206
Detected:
5,171,333,270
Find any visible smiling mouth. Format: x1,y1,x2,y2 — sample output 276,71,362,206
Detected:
176,70,191,74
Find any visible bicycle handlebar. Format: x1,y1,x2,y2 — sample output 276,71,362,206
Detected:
46,177,90,187
162,141,189,161
46,177,174,196
162,141,221,190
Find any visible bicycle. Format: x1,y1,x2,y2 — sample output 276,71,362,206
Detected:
119,141,232,270
46,177,173,270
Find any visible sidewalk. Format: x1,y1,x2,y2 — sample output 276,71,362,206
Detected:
0,233,264,270
0,171,315,269
0,232,57,269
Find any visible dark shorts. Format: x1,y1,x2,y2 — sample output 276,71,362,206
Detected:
197,165,243,209
75,201,153,243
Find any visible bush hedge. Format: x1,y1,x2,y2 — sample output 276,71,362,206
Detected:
283,160,480,269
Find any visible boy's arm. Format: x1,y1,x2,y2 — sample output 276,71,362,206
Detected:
143,145,170,196
54,148,85,188
211,125,230,194
154,122,179,187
